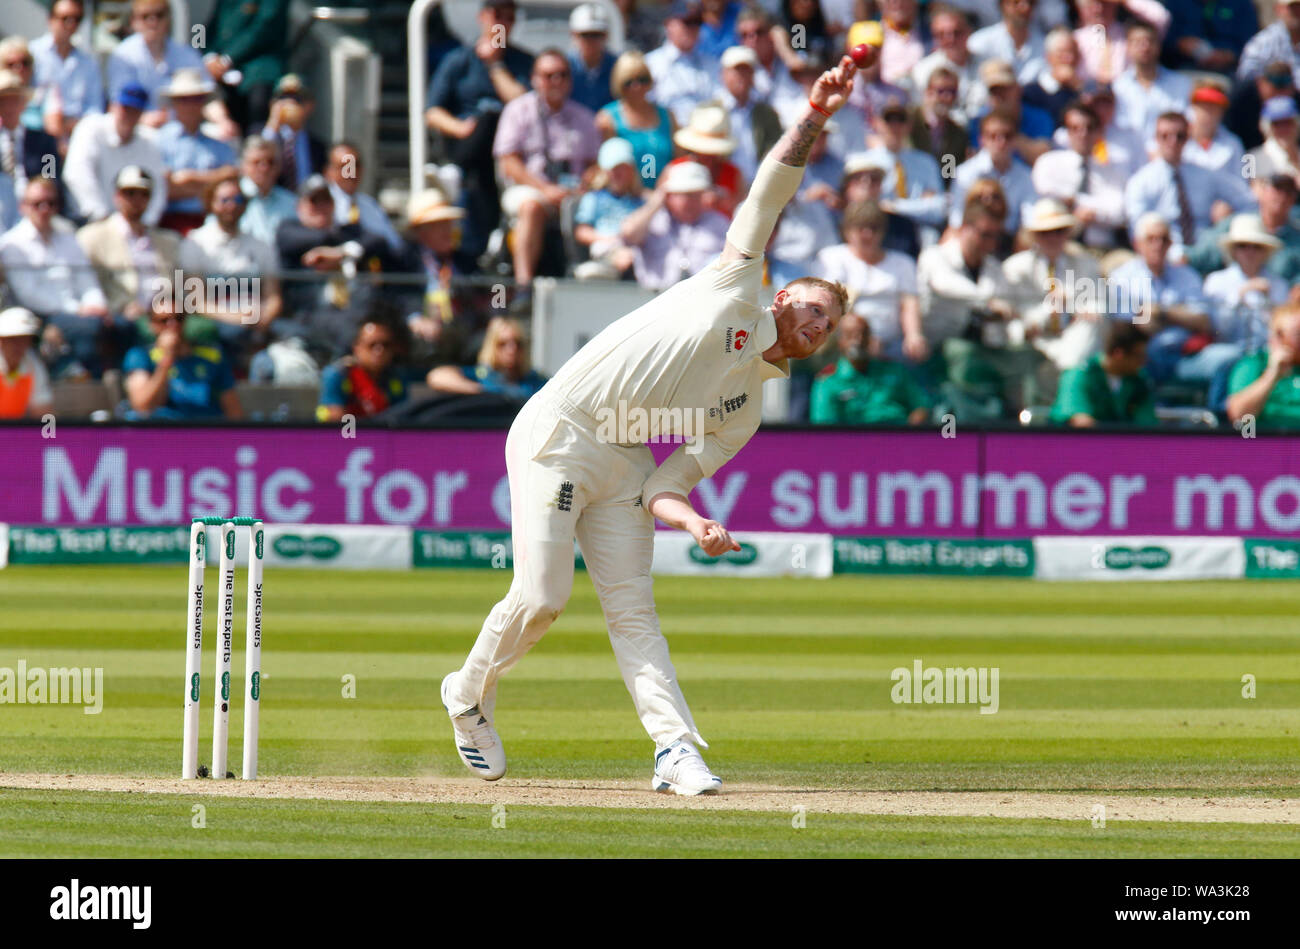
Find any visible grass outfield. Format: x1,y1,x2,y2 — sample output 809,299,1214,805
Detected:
1,566,1298,857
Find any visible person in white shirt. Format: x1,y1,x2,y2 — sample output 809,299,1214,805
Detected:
645,2,721,125
0,177,116,376
1033,100,1127,248
1181,82,1244,177
735,6,802,107
323,143,403,255
968,0,1047,86
949,108,1037,234
1111,21,1192,142
1204,214,1290,354
1002,199,1104,398
911,5,981,123
180,173,283,348
63,84,168,226
815,198,925,362
439,57,859,795
621,161,730,289
1073,0,1170,83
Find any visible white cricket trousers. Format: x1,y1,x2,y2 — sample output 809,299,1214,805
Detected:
445,393,706,749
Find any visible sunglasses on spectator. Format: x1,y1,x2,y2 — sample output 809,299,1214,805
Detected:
1157,130,1187,141
576,31,605,39
138,10,170,21
738,29,763,39
53,12,83,24
932,29,966,40
3,59,32,70
883,112,908,124
985,130,1013,140
151,314,184,326
932,85,958,96
120,188,151,198
623,75,652,89
215,194,245,206
537,69,570,81
679,17,703,28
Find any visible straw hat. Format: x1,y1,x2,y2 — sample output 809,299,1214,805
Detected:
1218,213,1282,257
407,188,465,226
161,68,215,99
673,104,737,156
0,69,31,99
1024,198,1078,233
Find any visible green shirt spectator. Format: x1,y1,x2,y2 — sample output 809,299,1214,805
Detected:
1226,351,1300,427
1050,323,1157,427
810,313,932,425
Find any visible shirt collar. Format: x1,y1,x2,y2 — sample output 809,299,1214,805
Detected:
754,305,789,380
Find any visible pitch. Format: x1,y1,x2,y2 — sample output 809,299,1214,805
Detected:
1,567,1297,857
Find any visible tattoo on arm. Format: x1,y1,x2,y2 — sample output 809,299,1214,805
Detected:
773,117,823,167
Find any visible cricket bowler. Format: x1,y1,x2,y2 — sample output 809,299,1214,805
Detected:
440,55,858,795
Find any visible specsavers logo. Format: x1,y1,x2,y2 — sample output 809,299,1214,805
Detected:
273,534,342,560
688,542,760,566
1103,545,1172,570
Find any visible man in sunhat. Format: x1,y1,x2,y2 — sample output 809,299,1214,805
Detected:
402,187,478,357
1187,173,1300,281
64,82,168,225
667,102,744,215
156,69,238,233
0,307,54,419
718,46,783,185
622,160,729,289
1203,214,1289,357
567,3,618,113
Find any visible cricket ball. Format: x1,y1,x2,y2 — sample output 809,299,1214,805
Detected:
850,44,876,69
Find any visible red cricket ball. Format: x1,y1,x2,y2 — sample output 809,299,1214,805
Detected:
850,44,876,68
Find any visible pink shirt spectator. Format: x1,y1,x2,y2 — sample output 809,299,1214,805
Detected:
881,23,926,85
1074,0,1170,83
493,91,601,185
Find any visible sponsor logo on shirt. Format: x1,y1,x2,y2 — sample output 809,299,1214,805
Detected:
733,329,748,351
708,392,748,419
724,327,749,353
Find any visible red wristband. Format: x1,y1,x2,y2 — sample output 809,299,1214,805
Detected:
808,99,832,118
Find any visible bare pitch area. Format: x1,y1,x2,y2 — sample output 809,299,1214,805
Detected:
2,772,1297,824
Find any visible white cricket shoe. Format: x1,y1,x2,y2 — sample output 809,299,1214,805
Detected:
652,739,722,795
441,672,506,780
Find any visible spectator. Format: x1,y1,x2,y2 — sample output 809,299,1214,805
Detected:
597,52,676,188
1108,212,1239,393
814,199,925,362
124,300,241,419
1237,62,1298,153
1247,96,1300,187
156,70,238,234
1162,0,1254,74
646,1,721,125
254,75,326,194
30,0,104,146
811,312,931,424
912,5,980,122
1033,100,1127,248
275,174,392,358
201,0,291,130
947,0,1069,32
402,188,477,358
0,307,54,419
1052,82,1144,178
842,23,906,131
968,59,1053,162
1227,302,1300,426
1237,2,1300,85
907,66,968,179
917,200,1030,417
0,38,46,134
426,315,547,400
717,46,783,186
1125,112,1256,255
1204,214,1290,355
63,83,168,226
1022,28,1087,126
425,0,533,255
736,6,802,107
613,0,664,55
317,317,408,422
107,0,204,128
949,108,1037,235
1050,320,1156,426
968,0,1047,86
1073,0,1170,83
769,123,844,276
568,4,618,114
0,177,111,376
180,172,282,349
1182,82,1244,176
573,138,645,280
668,103,745,216
1187,174,1300,281
621,160,728,289
1003,199,1103,396
841,151,920,255
493,49,600,285
880,0,926,86
325,143,403,256
698,0,744,61
238,136,297,247
854,98,947,243
0,68,62,230
1112,21,1192,142
773,0,835,70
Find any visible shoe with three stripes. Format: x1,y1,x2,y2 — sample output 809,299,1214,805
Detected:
652,739,722,795
441,672,506,780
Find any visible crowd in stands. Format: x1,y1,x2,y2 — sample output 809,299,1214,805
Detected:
5,0,1300,431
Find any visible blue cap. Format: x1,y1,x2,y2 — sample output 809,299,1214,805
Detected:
116,82,149,111
1263,96,1299,123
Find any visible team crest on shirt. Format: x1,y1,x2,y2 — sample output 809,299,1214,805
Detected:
708,392,749,419
724,327,749,353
